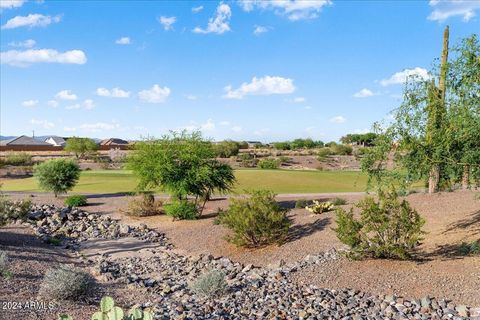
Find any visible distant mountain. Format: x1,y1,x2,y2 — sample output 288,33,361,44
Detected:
0,136,16,141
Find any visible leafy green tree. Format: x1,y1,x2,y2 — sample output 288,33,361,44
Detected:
127,131,236,215
362,29,480,193
213,140,240,158
272,142,291,150
34,159,80,197
64,137,98,159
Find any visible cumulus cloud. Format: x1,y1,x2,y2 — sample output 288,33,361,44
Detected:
231,125,243,132
186,94,198,100
353,88,375,98
1,49,87,67
219,121,230,126
47,100,59,108
192,5,203,13
65,103,81,110
293,97,306,103
22,99,38,107
0,0,26,9
158,16,176,30
31,118,54,129
239,0,331,21
96,87,130,98
8,39,36,48
138,84,171,103
224,75,295,99
428,0,480,22
253,25,269,35
84,99,95,109
330,116,346,124
2,14,61,29
183,119,216,132
193,2,231,34
380,67,430,86
115,37,131,45
55,90,77,101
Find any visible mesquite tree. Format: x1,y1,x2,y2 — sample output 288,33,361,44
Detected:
362,27,480,193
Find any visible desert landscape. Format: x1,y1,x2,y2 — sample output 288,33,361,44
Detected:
1,1,479,319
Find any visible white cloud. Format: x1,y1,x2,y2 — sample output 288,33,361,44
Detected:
231,125,243,132
192,5,204,13
63,127,76,132
1,49,87,67
55,90,77,101
293,97,306,103
0,0,26,9
428,0,480,22
219,121,231,126
78,122,119,132
330,116,346,124
65,103,81,110
138,84,171,103
31,118,54,129
224,75,295,99
22,99,38,107
304,105,312,110
47,100,59,108
193,2,231,34
254,128,270,136
353,88,375,98
354,128,370,134
380,67,430,86
182,119,216,132
96,87,130,98
84,99,95,109
239,0,332,21
253,25,269,35
186,94,197,100
8,39,36,48
2,14,61,29
115,37,131,45
158,16,176,30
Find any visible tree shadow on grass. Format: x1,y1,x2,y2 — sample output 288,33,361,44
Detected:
285,217,331,243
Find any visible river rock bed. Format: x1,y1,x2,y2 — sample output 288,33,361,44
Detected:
10,204,477,319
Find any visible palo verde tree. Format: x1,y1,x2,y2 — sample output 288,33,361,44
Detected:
34,159,81,197
64,137,98,159
362,27,480,193
127,130,236,216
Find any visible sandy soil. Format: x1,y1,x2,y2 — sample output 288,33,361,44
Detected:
5,190,480,306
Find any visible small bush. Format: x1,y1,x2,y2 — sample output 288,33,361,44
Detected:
458,240,480,256
306,200,334,214
214,140,240,158
334,189,425,260
295,199,309,208
258,158,281,169
219,190,291,247
3,152,33,166
0,250,12,279
39,264,94,301
332,197,347,206
34,159,80,197
331,144,353,155
125,193,163,217
317,148,332,160
278,156,291,164
59,296,154,320
0,196,31,226
64,195,87,207
164,200,198,220
189,270,227,297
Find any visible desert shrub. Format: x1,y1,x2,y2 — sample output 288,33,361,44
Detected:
278,156,291,164
219,190,291,247
334,189,425,260
331,144,353,155
317,148,333,160
272,142,291,150
34,159,80,197
214,140,240,158
64,195,87,207
125,193,163,217
164,200,198,220
64,137,98,159
189,270,227,297
0,196,31,226
258,158,281,169
458,240,480,256
59,296,154,320
0,250,12,279
237,153,258,168
306,200,334,214
332,197,347,206
295,199,309,208
39,264,94,301
3,152,33,166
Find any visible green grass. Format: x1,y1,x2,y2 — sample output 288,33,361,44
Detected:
1,169,368,194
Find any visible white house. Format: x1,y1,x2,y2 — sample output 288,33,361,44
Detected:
44,136,67,147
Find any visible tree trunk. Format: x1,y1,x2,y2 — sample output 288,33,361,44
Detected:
462,165,470,190
428,165,440,194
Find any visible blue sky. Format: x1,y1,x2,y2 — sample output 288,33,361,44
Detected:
1,0,479,142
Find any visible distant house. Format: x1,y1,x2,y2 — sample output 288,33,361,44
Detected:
0,135,50,147
44,136,67,147
246,141,262,148
100,138,130,146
